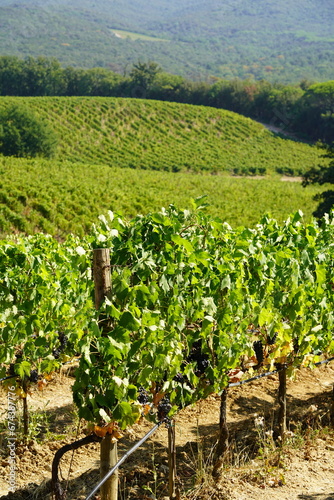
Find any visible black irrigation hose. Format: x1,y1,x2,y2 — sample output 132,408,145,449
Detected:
315,356,334,367
0,374,16,383
85,421,164,500
227,368,280,389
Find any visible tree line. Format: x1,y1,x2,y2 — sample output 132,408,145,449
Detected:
0,56,333,144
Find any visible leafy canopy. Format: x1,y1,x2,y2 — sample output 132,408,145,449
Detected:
303,143,334,218
0,104,57,158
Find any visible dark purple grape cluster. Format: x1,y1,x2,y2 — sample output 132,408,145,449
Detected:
187,340,209,376
52,348,62,359
267,332,278,345
29,369,39,383
253,340,264,364
137,386,149,405
59,333,68,348
157,396,172,421
52,332,69,359
8,352,23,377
173,372,185,383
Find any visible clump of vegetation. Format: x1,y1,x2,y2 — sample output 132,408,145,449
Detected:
303,142,334,218
0,104,57,158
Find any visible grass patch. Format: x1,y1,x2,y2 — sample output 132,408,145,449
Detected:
110,29,169,42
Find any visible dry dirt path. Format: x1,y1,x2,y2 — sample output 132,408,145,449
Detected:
0,364,333,499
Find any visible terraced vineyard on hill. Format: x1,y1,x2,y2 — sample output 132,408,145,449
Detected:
0,96,327,237
0,158,324,237
0,96,322,175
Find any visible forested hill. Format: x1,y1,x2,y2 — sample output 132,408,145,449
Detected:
0,0,333,82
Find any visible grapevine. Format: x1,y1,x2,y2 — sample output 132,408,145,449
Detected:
1,204,334,436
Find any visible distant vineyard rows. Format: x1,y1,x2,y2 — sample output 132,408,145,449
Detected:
0,96,323,176
0,157,324,237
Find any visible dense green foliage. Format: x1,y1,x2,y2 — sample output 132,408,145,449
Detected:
0,95,327,238
0,233,93,374
1,207,334,430
303,143,334,218
0,96,323,176
0,104,57,158
296,82,334,143
0,0,333,83
0,156,324,237
0,57,333,143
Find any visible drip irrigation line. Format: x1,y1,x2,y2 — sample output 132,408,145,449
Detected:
315,356,334,366
85,421,164,500
0,375,16,383
227,367,280,389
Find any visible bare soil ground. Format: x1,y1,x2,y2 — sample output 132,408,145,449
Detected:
0,363,333,500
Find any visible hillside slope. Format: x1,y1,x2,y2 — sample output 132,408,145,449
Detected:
0,0,333,82
0,96,326,236
0,157,324,238
0,96,322,175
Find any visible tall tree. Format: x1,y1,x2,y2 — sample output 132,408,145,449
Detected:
129,61,162,98
295,82,334,143
0,104,58,158
302,143,334,218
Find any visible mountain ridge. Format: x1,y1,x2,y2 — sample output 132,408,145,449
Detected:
0,0,333,82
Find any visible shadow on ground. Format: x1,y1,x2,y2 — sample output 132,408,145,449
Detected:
0,384,333,500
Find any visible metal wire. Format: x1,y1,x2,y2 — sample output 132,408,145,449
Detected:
226,356,334,390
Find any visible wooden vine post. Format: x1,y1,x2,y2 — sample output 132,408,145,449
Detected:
93,248,118,500
22,377,29,437
330,385,334,427
277,364,287,441
213,388,229,477
168,419,177,500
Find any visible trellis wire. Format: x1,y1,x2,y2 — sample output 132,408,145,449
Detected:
226,356,334,390
2,356,333,385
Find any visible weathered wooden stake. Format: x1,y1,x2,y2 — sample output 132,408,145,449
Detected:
277,364,287,441
22,377,29,437
330,384,334,427
100,434,118,500
93,248,118,500
93,248,111,311
213,388,229,477
168,420,177,500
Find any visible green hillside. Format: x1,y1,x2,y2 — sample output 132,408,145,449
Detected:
0,96,326,237
0,0,333,82
0,157,323,237
0,96,323,176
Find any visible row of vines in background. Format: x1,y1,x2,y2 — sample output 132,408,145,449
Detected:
0,156,325,237
0,57,333,144
1,202,334,438
0,96,323,176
